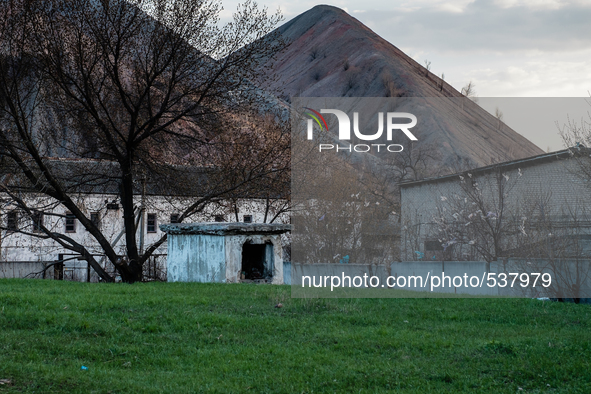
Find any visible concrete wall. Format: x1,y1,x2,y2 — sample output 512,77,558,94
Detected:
224,234,284,285
165,224,288,284
0,259,92,281
283,262,292,285
400,155,591,261
167,234,226,283
0,261,51,279
1,193,289,282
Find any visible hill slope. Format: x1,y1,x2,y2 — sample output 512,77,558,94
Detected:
256,5,543,166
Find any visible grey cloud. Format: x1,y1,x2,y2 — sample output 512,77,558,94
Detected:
360,0,591,54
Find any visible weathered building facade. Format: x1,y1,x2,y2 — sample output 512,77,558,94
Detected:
400,149,591,262
0,159,289,281
161,223,290,284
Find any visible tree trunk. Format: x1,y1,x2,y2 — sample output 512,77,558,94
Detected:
115,257,143,283
119,158,142,283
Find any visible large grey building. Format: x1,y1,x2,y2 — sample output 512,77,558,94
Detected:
399,148,591,263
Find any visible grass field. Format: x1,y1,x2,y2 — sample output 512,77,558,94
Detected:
0,279,590,393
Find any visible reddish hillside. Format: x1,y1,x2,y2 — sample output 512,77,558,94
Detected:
257,5,543,166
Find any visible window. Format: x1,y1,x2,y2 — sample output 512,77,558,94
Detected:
32,211,44,232
243,215,253,223
214,215,225,223
90,212,100,229
170,214,180,224
147,213,157,233
6,211,18,231
65,213,76,233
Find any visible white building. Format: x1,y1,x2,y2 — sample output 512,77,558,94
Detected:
0,158,289,281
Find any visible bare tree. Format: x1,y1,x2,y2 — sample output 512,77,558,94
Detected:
292,153,398,267
426,162,591,299
432,167,522,262
495,107,504,130
0,0,288,283
381,73,404,98
559,97,591,151
509,194,591,301
291,124,442,267
551,96,591,299
461,81,477,98
424,59,431,76
460,81,478,110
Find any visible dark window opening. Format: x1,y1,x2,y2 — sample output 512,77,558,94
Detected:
243,215,253,223
90,212,100,229
214,215,225,222
170,214,180,224
32,212,44,232
241,243,270,280
147,213,157,233
65,213,76,233
7,211,18,231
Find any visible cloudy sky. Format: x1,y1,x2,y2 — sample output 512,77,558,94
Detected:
219,0,591,150
221,0,591,98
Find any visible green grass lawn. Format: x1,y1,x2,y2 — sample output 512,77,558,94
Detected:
0,279,590,393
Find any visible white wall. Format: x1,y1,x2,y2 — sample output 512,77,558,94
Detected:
0,193,289,280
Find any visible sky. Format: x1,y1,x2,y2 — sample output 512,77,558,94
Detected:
219,0,591,150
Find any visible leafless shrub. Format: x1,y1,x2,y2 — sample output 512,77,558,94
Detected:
310,45,319,61
424,59,431,76
382,74,404,98
343,58,350,71
346,72,358,92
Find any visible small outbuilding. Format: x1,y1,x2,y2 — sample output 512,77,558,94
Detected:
160,223,291,284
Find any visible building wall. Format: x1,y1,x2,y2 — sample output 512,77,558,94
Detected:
167,234,226,283
0,193,289,281
400,155,591,261
167,231,285,284
224,234,284,284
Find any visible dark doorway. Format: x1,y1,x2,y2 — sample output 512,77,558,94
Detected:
241,243,268,280
54,254,65,280
54,262,64,280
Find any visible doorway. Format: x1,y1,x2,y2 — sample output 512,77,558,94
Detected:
241,242,273,281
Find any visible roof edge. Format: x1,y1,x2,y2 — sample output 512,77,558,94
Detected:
399,148,579,188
